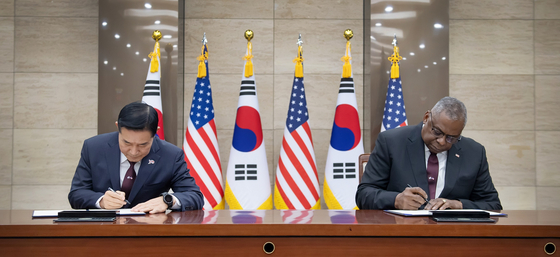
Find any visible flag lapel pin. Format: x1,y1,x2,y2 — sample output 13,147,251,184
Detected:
148,159,155,165
455,154,460,158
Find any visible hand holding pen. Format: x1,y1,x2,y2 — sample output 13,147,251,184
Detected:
99,187,130,209
108,187,131,205
407,184,430,207
394,184,430,210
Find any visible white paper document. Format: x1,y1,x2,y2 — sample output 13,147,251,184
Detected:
384,209,507,217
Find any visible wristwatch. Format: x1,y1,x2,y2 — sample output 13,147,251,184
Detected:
161,192,173,209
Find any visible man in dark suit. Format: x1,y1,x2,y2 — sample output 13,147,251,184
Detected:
356,97,501,210
68,102,203,213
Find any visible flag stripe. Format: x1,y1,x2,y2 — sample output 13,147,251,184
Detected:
146,80,159,84
184,136,218,208
302,123,314,148
281,136,320,201
209,119,218,138
144,86,160,90
275,178,295,209
199,122,223,174
189,164,217,208
278,159,310,209
186,128,224,196
298,123,319,180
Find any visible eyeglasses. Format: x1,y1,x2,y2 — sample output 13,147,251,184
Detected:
429,112,462,144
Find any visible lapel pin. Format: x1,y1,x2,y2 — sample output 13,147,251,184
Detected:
148,159,155,165
455,154,460,158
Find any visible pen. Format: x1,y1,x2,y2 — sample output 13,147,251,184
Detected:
108,187,131,205
407,184,430,206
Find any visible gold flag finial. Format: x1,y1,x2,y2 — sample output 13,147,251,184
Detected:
388,34,402,79
244,30,254,42
197,32,208,78
148,31,162,73
293,34,304,78
243,30,254,77
341,29,353,78
344,29,353,41
152,30,162,42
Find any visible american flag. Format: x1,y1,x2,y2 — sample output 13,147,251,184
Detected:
183,44,224,210
381,77,408,131
274,76,321,210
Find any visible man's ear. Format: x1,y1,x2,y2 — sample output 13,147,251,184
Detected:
115,121,119,130
422,111,430,124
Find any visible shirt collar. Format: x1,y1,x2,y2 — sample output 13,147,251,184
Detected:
120,152,128,164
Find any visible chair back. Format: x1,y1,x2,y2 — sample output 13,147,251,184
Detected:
358,153,370,183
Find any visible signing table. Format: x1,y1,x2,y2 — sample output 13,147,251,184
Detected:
0,210,559,256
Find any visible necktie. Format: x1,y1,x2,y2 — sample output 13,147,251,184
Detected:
426,152,439,200
121,161,137,200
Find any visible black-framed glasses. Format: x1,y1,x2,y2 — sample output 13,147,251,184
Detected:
429,112,462,144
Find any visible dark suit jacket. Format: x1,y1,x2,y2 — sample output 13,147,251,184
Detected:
356,123,501,210
68,132,204,211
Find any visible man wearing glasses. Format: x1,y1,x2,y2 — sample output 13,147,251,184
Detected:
356,97,501,210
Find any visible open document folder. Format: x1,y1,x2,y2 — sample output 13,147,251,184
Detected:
32,209,145,218
384,209,507,217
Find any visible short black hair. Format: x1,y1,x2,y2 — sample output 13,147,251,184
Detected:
117,102,158,137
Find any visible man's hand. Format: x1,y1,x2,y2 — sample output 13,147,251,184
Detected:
99,190,126,209
131,196,169,214
425,198,463,210
395,187,428,210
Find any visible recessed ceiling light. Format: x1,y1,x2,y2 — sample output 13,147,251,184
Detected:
386,71,390,74
418,69,421,72
135,51,139,55
145,3,152,9
154,20,160,25
424,65,429,68
113,67,116,70
173,45,177,48
375,23,382,27
126,44,131,48
434,23,443,29
102,21,107,26
385,6,393,12
433,62,437,65
143,58,147,62
120,73,124,76
410,52,415,56
419,44,425,49
403,57,407,60
442,57,446,60
114,34,120,39
103,61,108,65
